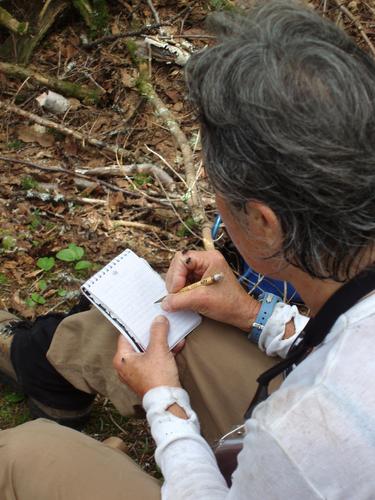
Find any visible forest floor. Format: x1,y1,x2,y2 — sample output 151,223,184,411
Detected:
1,0,374,477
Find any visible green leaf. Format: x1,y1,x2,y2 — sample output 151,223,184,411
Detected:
56,244,85,262
68,243,85,260
74,260,92,271
4,392,25,404
25,297,36,308
56,248,76,262
38,279,47,291
30,293,46,305
37,256,55,271
57,289,67,297
0,273,7,285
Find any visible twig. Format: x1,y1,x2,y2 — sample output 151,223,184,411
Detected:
77,163,175,189
333,0,375,57
135,58,214,249
25,188,107,206
145,144,187,185
83,0,200,50
146,0,160,24
0,100,129,158
83,22,170,49
0,156,176,206
0,62,103,103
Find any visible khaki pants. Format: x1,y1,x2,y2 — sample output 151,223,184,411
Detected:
47,308,277,442
0,419,161,500
0,308,278,500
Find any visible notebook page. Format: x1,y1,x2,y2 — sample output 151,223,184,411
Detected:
82,249,201,350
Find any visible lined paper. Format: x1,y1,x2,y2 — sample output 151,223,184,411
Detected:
81,249,201,351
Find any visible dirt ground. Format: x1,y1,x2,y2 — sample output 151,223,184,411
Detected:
1,0,374,475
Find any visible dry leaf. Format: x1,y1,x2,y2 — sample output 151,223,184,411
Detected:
16,124,55,147
120,68,137,88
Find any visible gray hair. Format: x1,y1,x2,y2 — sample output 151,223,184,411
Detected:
186,1,375,281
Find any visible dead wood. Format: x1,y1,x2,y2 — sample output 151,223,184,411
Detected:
134,57,214,250
0,100,131,159
0,6,28,35
0,155,178,206
0,62,103,103
77,163,175,190
83,22,171,49
333,0,375,57
15,0,69,65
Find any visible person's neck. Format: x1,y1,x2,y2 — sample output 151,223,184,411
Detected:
292,274,342,316
289,251,374,316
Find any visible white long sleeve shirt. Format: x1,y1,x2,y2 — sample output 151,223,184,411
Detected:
143,294,375,499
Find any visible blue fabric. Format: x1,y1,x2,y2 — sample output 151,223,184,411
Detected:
212,215,303,304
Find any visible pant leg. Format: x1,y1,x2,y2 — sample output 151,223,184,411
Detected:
0,419,160,500
47,308,279,442
47,308,141,413
176,318,279,442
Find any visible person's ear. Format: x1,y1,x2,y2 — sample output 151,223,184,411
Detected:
245,200,282,251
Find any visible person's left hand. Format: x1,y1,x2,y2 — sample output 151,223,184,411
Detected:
113,315,181,398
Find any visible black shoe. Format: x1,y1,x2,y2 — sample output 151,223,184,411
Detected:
0,310,92,430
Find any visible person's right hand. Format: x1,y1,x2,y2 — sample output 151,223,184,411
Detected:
162,250,260,331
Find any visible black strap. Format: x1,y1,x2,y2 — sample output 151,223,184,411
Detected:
244,266,375,419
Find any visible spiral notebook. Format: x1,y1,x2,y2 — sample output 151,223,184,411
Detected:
81,249,201,352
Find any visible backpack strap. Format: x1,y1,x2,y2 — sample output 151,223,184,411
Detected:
244,266,375,419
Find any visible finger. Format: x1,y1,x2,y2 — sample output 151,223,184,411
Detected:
162,287,208,313
166,250,209,293
147,315,170,353
113,334,136,370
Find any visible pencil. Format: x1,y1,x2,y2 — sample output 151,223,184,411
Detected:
154,272,224,304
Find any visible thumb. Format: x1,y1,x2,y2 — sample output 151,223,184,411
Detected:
148,315,170,353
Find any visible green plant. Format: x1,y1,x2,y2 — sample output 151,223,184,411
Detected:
209,0,235,10
56,243,92,272
75,260,92,271
29,209,42,230
7,139,24,150
176,217,199,237
134,173,153,187
37,279,47,291
30,292,46,305
20,176,39,190
37,256,55,272
56,243,85,262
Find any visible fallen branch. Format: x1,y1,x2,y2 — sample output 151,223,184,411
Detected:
83,22,170,49
25,188,107,206
0,100,129,159
0,62,103,103
134,57,214,249
76,163,175,189
333,0,375,57
0,156,178,206
0,6,28,34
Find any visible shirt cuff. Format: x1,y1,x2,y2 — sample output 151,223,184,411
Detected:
258,302,310,358
143,386,204,464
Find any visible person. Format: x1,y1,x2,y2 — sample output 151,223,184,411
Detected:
1,1,375,498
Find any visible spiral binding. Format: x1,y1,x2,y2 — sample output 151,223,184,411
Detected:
84,249,132,289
